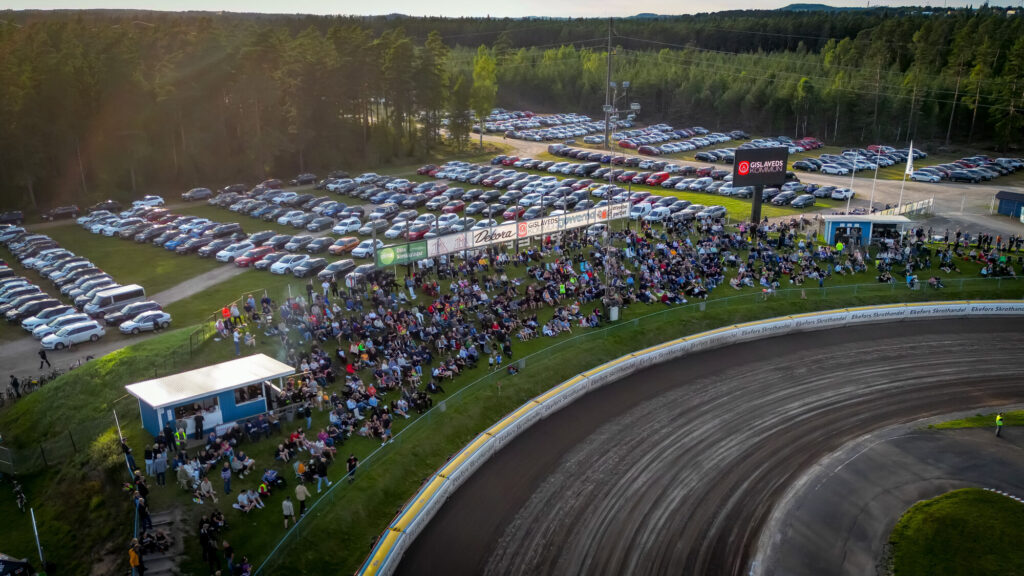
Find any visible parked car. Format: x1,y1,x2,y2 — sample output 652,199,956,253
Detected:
290,173,317,186
182,187,213,201
234,246,275,267
269,254,309,275
305,237,334,253
790,194,816,208
119,310,172,334
351,239,384,258
22,305,76,331
132,195,165,207
41,320,105,349
41,205,80,221
292,257,329,277
104,301,163,326
254,252,286,271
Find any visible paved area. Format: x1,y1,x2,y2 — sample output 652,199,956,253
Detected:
754,419,1024,576
397,318,1024,576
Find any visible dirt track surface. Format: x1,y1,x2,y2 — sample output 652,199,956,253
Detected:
397,318,1024,576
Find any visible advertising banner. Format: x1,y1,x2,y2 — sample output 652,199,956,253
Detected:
426,203,629,258
733,147,790,187
375,241,428,267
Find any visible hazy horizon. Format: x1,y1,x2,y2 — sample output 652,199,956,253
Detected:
2,0,1020,19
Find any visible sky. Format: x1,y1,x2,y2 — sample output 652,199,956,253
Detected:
2,0,1017,18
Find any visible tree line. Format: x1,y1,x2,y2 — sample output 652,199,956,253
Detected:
0,8,1020,210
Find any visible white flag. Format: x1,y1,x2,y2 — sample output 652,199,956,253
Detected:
905,141,914,176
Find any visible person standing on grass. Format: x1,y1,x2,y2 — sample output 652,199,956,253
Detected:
9,375,20,398
282,496,296,528
153,447,167,486
996,413,1004,437
295,480,311,516
346,453,358,483
233,328,241,357
222,541,235,574
194,412,205,441
38,349,50,369
221,462,232,494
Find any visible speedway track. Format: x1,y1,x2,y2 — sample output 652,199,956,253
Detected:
397,318,1024,576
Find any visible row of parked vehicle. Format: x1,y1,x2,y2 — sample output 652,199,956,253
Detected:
906,153,1020,184
480,110,632,142
0,225,162,349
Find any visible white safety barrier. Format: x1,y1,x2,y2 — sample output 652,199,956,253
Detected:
359,299,1024,576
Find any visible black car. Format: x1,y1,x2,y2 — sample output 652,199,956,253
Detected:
949,170,980,183
104,300,162,326
291,213,317,229
263,234,293,250
0,211,24,225
284,235,314,252
41,205,80,221
197,238,233,257
221,183,248,194
262,207,289,222
292,257,328,278
286,194,315,208
305,217,334,232
305,237,333,253
90,200,122,213
182,187,213,201
203,223,245,239
791,194,816,208
290,173,317,186
247,230,276,246
152,230,180,247
174,236,211,254
792,160,817,172
7,297,60,323
254,252,285,271
317,259,356,281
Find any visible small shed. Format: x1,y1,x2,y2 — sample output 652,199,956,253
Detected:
820,214,912,247
126,354,294,438
995,190,1024,219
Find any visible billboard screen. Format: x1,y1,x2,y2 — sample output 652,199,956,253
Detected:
733,147,789,187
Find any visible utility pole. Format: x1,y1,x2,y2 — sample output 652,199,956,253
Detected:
968,81,981,143
945,58,963,146
907,82,917,144
603,17,613,151
872,67,881,139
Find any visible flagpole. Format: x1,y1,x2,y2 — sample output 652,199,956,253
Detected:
897,171,908,209
869,148,882,212
898,141,914,210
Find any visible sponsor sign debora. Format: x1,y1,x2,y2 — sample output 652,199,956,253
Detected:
425,203,628,258
733,147,790,187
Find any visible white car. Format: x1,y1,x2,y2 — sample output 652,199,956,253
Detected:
271,191,298,205
384,222,410,239
132,195,165,207
215,241,255,263
351,239,384,258
120,310,172,334
820,164,850,175
520,193,543,207
830,188,856,200
41,320,105,350
277,210,307,226
471,219,499,230
33,313,90,339
270,254,309,275
332,217,362,235
414,214,437,226
0,226,26,241
325,179,354,192
354,173,380,184
911,171,941,183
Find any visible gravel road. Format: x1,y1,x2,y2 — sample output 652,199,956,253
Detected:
397,318,1024,576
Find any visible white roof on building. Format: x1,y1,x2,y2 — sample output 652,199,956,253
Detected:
821,214,911,224
125,354,294,409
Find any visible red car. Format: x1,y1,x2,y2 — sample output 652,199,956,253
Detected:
645,172,670,186
618,140,638,149
611,156,627,165
695,166,714,177
482,175,503,187
406,223,433,241
502,206,526,220
617,171,637,183
144,209,170,222
441,200,466,214
235,246,275,267
502,156,520,166
571,179,593,191
638,145,661,156
416,164,437,175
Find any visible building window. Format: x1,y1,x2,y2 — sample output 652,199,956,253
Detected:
174,397,219,421
234,383,264,405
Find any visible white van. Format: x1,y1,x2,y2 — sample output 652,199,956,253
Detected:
83,284,146,317
644,206,672,223
629,203,654,220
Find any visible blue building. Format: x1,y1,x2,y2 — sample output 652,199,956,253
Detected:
126,354,294,438
820,214,911,247
995,191,1024,220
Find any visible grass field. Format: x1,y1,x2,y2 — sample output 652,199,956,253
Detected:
33,223,223,296
931,410,1024,430
888,488,1024,576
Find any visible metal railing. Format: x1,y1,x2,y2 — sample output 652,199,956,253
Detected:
252,276,1024,574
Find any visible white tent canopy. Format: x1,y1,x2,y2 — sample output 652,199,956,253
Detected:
125,354,294,409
